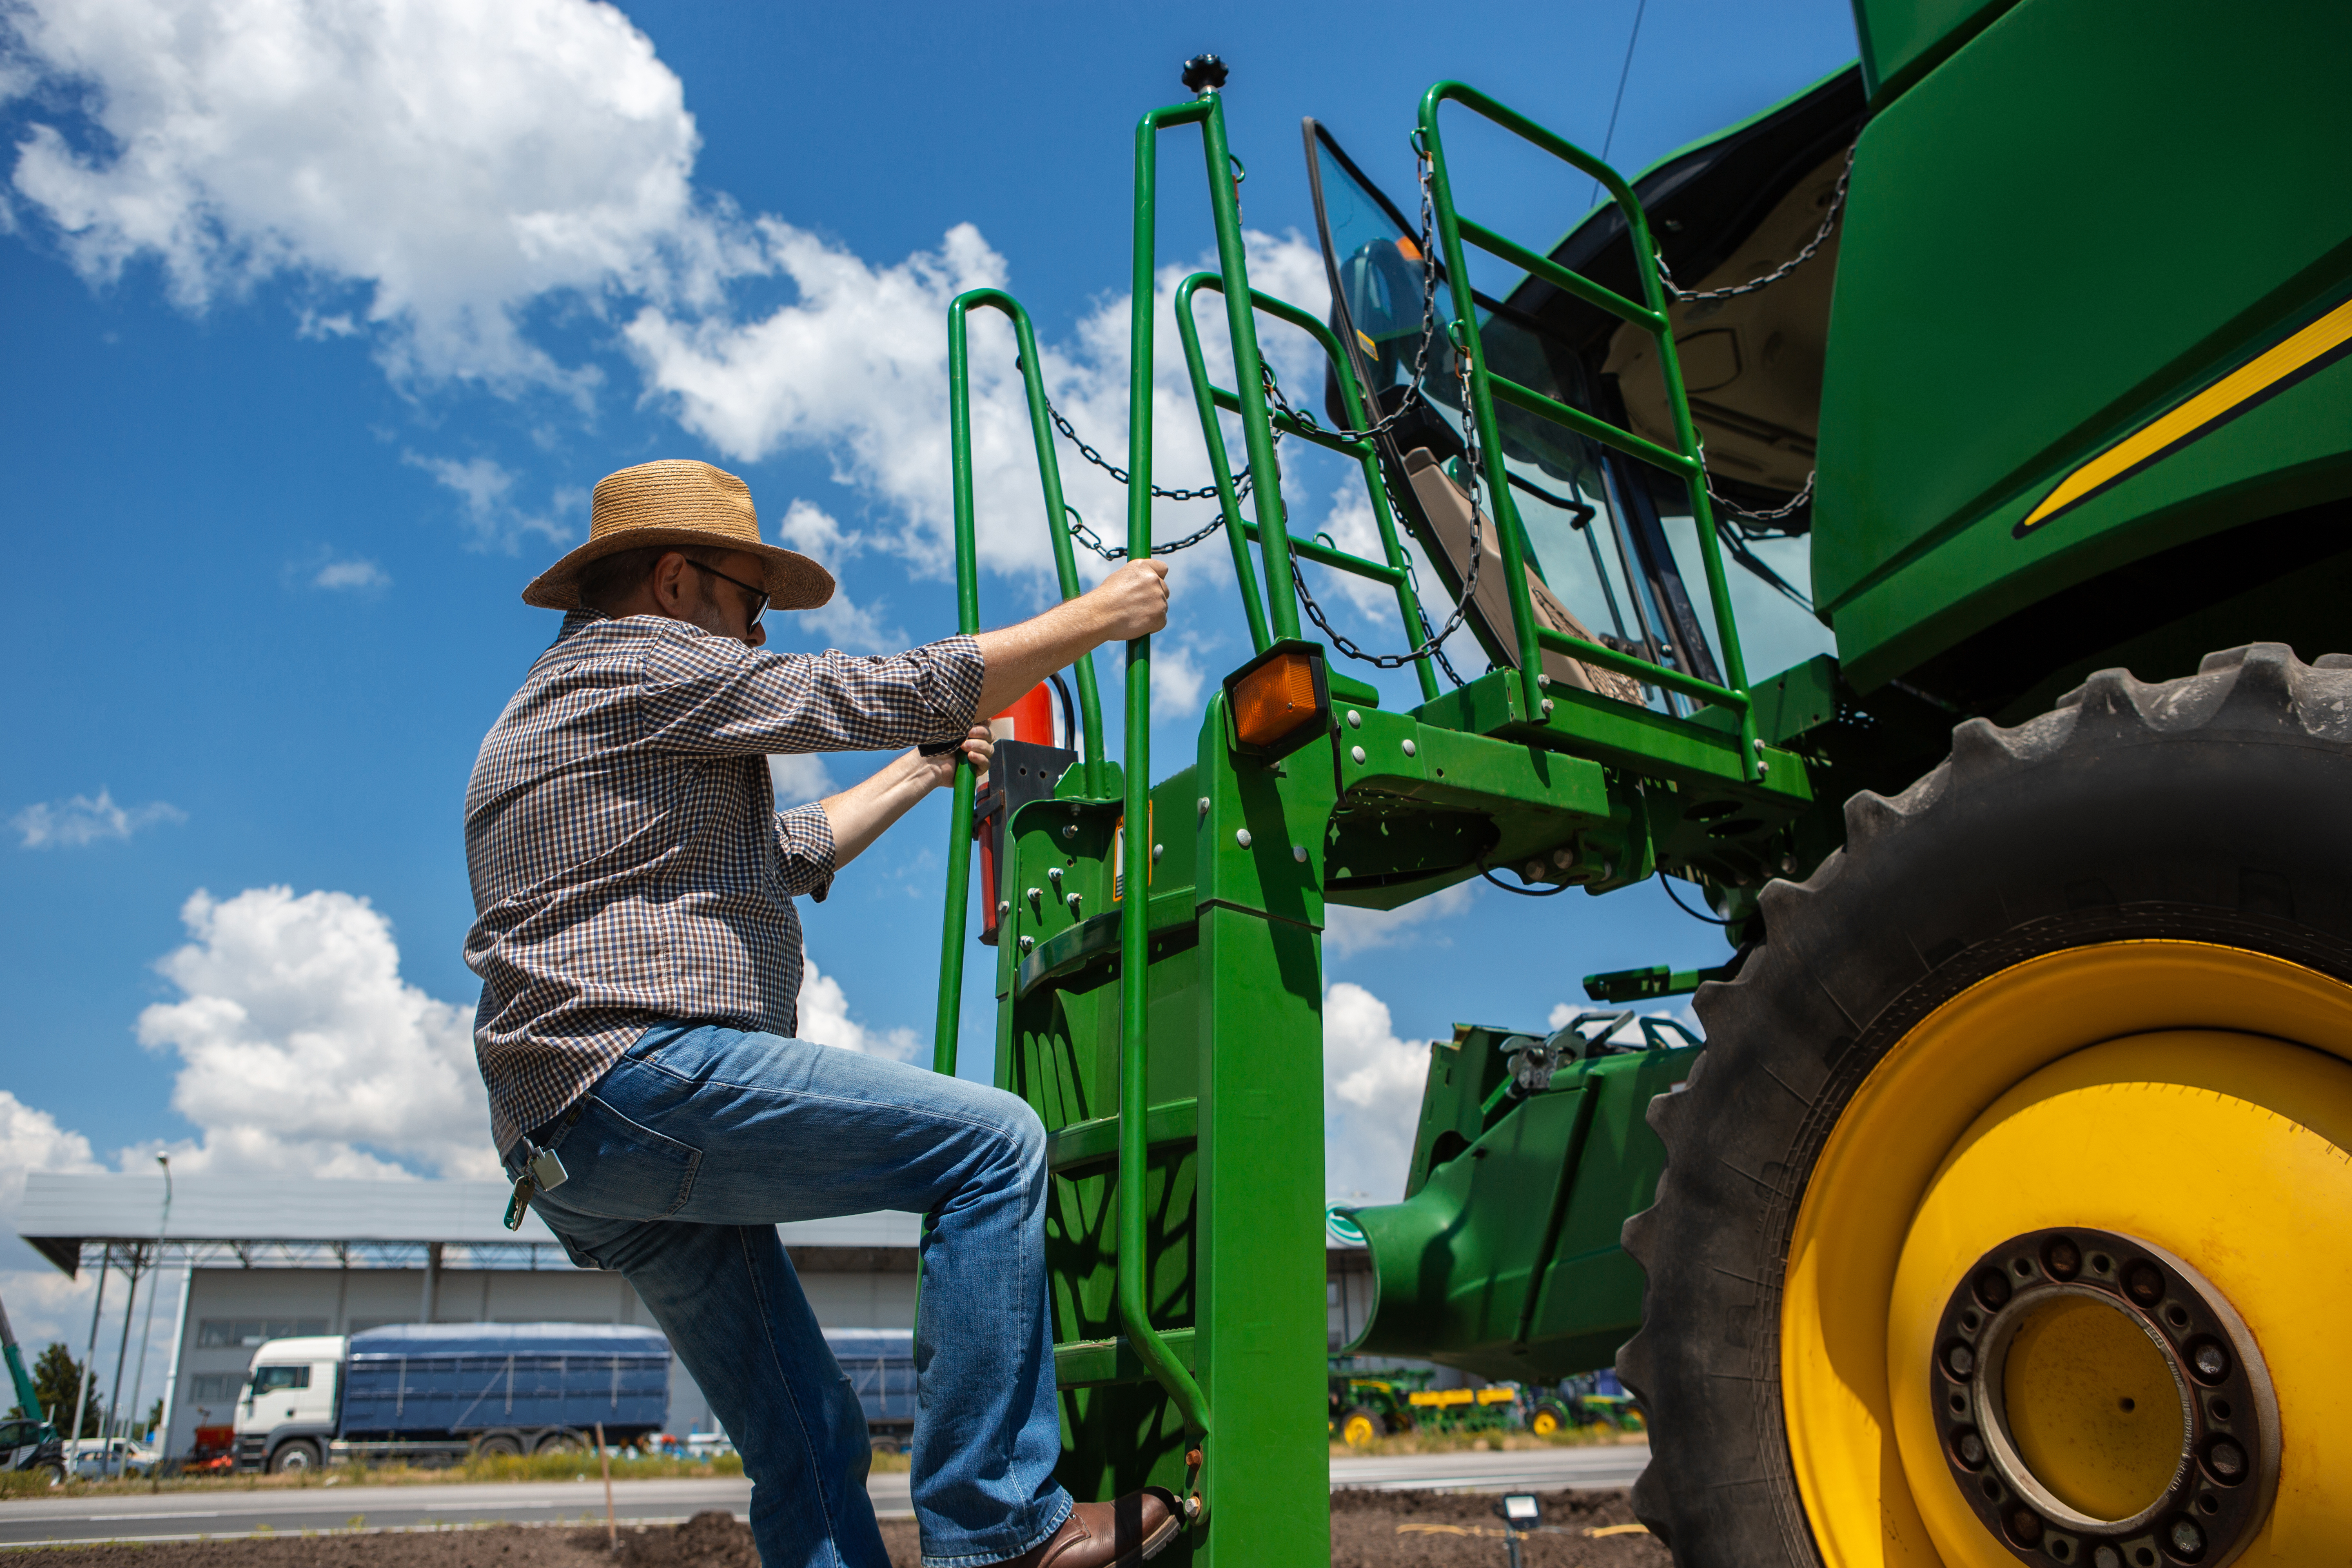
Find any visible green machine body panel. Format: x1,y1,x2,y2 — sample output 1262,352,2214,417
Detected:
1345,1022,1699,1383
918,2,2351,1555
1814,0,2352,706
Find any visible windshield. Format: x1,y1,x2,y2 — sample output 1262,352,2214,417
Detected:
1308,128,1460,404
249,1365,311,1394
1303,119,1837,702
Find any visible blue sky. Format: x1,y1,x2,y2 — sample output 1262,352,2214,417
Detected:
0,0,1859,1346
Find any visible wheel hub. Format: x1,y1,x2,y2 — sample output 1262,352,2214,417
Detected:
1932,1228,2278,1567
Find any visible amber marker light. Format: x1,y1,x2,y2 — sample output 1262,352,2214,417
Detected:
1223,642,1332,761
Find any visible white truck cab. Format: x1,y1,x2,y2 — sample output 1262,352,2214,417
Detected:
232,1334,344,1473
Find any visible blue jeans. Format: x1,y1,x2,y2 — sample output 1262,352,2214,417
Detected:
514,1021,1073,1568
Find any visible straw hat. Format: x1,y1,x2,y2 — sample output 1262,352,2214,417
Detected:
522,459,835,612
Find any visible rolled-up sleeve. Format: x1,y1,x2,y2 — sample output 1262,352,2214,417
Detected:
774,802,838,901
641,630,987,758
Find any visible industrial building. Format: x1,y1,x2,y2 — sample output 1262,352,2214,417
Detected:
18,1174,1376,1459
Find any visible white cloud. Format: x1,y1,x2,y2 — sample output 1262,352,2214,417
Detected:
1,0,1381,615
795,955,919,1061
1324,878,1477,958
12,788,185,849
2,0,749,391
310,556,388,591
0,1092,107,1347
405,452,577,552
134,886,498,1180
628,223,1334,585
1323,981,1430,1206
1145,639,1205,717
768,752,834,808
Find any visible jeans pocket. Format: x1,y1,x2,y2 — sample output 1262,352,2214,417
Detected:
548,1092,704,1221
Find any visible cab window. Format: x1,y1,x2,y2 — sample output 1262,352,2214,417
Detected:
249,1364,311,1393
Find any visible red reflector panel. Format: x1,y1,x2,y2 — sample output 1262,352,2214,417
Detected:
1232,653,1323,749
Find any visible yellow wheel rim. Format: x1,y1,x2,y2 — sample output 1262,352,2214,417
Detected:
1780,941,2352,1566
1342,1413,1377,1446
1531,1409,1561,1436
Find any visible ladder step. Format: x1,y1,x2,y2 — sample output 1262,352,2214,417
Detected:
1054,1327,1197,1390
1045,1099,1199,1176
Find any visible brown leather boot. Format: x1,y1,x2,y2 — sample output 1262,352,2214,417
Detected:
989,1489,1182,1567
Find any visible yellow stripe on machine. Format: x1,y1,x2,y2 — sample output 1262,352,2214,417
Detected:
2016,296,2352,535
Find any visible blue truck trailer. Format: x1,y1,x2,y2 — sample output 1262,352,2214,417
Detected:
825,1328,915,1450
233,1323,670,1472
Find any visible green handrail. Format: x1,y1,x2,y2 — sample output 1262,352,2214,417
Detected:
1174,272,1443,704
1416,81,1762,777
1106,87,1285,1440
932,287,1111,1083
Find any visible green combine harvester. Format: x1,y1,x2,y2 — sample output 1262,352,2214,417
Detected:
922,3,2351,1563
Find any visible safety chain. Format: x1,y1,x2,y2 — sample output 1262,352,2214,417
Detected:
1289,363,1487,671
1708,462,1814,532
1065,503,1234,563
1041,390,1252,503
1653,145,1853,304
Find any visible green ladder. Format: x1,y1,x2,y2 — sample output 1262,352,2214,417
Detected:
924,75,1817,1566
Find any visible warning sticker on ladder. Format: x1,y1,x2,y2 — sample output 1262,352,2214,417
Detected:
1110,803,1154,902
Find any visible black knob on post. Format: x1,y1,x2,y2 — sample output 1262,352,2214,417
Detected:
1182,54,1228,94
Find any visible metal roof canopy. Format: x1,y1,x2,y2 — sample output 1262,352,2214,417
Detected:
17,1173,923,1276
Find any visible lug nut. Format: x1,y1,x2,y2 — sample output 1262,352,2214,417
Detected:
1047,867,1063,886
2045,1238,2081,1279
2169,1519,2203,1557
2207,1438,2245,1479
2191,1340,2228,1381
1552,847,1575,868
1956,1431,1985,1468
1946,1343,1975,1378
1018,935,1034,953
2126,1262,2164,1304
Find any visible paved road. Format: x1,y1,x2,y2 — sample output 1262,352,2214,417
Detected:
1,1446,1648,1547
0,1478,755,1547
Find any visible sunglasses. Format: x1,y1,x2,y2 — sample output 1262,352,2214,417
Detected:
686,558,768,628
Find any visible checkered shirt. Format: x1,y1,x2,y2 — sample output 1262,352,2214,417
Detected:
463,610,984,1149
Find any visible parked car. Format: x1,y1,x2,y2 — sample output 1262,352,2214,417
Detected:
65,1437,157,1479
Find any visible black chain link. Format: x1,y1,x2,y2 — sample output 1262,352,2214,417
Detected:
1064,503,1234,563
1041,390,1250,503
1653,145,1853,305
1290,363,1487,672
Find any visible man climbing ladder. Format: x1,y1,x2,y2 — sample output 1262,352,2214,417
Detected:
463,458,1179,1568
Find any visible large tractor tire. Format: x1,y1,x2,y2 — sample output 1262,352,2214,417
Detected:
1619,645,2352,1568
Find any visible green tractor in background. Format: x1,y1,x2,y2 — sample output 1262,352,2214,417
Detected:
923,3,2351,1564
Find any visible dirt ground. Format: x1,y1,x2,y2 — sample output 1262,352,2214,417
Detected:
24,1493,1664,1567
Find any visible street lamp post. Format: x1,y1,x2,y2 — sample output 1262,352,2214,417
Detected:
122,1157,171,1478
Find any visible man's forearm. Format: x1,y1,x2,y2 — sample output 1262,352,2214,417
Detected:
817,753,938,871
972,597,1116,718
970,559,1169,717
